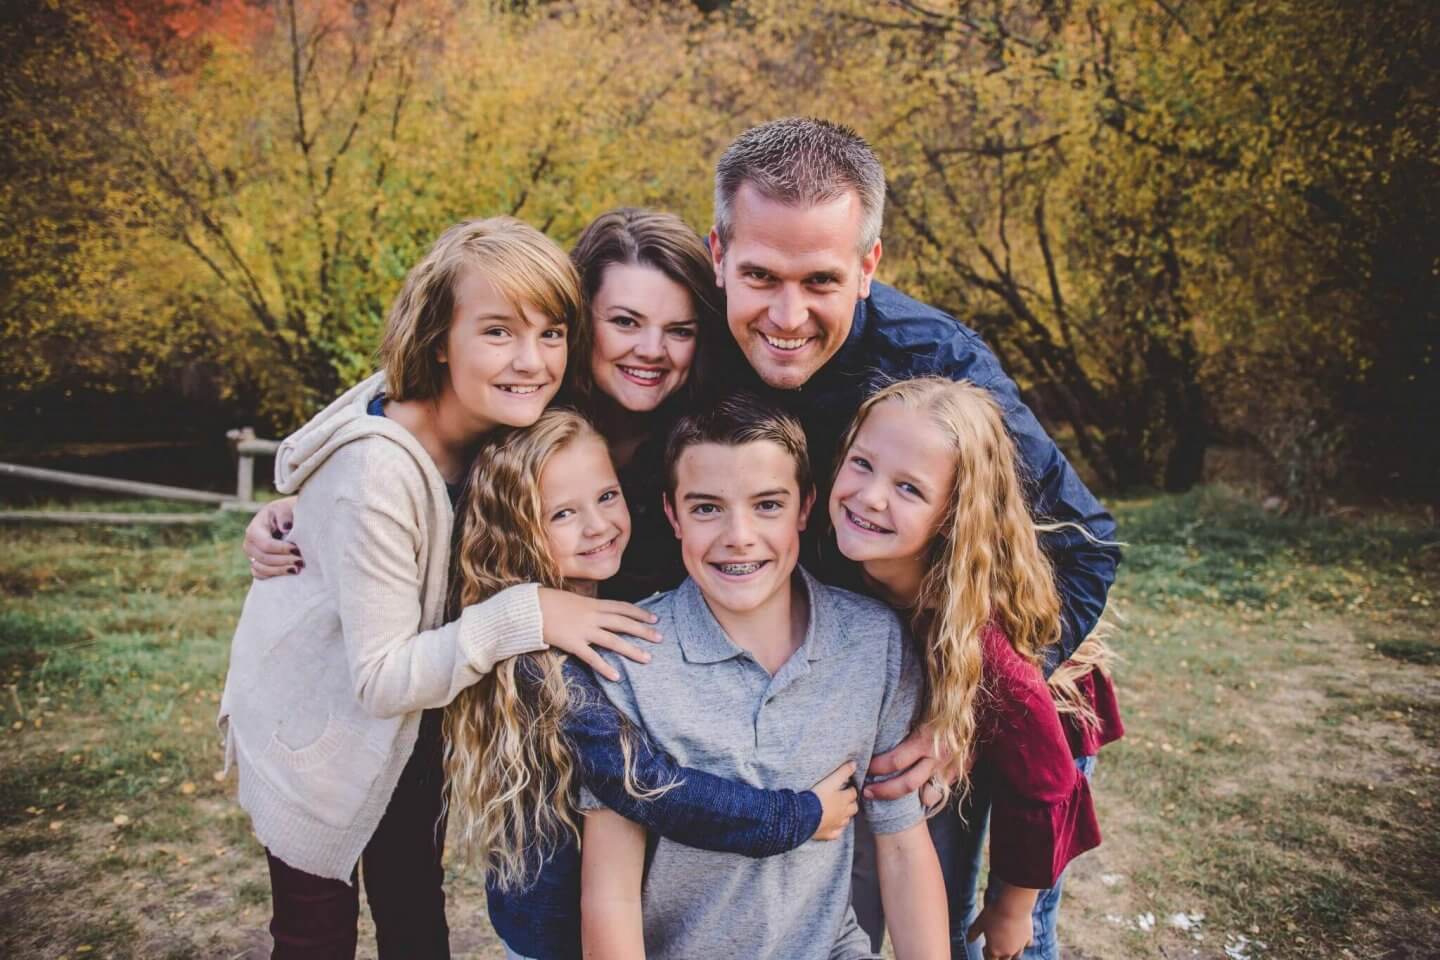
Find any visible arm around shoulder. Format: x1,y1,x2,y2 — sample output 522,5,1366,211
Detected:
323,444,547,717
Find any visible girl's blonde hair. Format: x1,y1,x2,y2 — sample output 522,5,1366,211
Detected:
379,216,582,402
443,409,594,891
835,377,1112,806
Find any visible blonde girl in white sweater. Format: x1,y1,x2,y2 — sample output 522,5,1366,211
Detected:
220,218,662,959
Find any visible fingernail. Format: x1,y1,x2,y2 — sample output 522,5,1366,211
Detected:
288,566,298,575
650,614,659,623
290,546,301,556
283,522,293,531
863,788,874,799
295,561,304,570
640,653,651,662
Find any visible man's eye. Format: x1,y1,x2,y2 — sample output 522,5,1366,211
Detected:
743,270,771,282
757,500,783,512
541,327,567,340
484,326,511,338
691,503,718,515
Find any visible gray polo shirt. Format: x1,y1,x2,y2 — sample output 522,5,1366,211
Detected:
580,567,923,960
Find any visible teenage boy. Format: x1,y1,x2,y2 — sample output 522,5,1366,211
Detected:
579,393,948,960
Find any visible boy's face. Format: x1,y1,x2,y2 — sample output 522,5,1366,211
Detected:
664,440,814,619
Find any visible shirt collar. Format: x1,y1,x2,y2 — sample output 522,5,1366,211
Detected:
674,567,835,665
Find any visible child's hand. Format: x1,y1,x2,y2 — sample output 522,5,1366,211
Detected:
966,881,1039,960
538,589,661,682
810,761,859,840
243,497,300,579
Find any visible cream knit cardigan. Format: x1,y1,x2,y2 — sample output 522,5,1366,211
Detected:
218,374,547,880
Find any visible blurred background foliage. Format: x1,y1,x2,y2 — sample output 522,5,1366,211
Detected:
1,0,1435,503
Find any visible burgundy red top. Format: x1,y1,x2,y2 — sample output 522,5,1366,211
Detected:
972,624,1123,889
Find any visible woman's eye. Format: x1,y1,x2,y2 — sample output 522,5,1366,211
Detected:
850,456,871,471
668,326,697,339
898,482,922,498
610,315,639,328
541,327,567,340
484,326,511,338
599,489,619,503
551,508,574,522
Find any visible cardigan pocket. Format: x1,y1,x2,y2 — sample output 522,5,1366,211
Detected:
262,712,389,829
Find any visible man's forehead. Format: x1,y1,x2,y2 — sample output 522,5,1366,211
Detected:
726,184,864,261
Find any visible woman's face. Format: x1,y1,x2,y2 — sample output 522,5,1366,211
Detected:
588,262,698,413
539,434,632,584
441,268,567,432
829,401,955,568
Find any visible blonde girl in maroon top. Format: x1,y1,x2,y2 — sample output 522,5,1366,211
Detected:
829,377,1121,960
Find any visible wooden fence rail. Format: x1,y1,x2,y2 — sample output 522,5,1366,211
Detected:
0,428,279,525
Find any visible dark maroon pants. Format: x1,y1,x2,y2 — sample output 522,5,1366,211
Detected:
265,710,450,960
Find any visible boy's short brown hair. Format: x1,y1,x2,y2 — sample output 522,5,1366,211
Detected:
662,392,812,498
379,217,582,402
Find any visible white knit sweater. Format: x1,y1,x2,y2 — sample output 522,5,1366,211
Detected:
218,373,547,880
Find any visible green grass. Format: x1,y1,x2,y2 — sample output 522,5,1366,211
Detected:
1,487,1436,958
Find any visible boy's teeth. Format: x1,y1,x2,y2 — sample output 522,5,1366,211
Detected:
718,561,763,575
763,333,808,350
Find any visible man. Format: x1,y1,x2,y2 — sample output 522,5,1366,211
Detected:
707,115,1119,730
704,117,1121,955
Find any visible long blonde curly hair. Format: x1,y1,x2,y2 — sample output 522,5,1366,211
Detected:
443,409,592,892
835,378,1112,807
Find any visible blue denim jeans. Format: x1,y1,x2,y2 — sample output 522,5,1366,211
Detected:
924,755,1096,960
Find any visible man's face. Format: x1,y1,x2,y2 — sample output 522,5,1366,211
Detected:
664,440,813,621
710,184,882,390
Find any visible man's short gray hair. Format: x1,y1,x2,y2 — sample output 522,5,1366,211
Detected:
713,117,886,258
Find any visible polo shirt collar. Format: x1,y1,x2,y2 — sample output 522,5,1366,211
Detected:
674,567,836,665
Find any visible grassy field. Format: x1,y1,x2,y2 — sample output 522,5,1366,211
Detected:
1,488,1436,959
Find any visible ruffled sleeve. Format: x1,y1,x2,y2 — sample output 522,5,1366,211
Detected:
977,625,1101,889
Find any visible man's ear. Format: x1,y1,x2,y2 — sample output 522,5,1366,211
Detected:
662,493,682,540
708,227,726,289
797,486,817,533
856,237,883,300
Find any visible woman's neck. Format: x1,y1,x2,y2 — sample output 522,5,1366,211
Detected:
861,555,926,610
385,389,491,484
590,392,652,472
